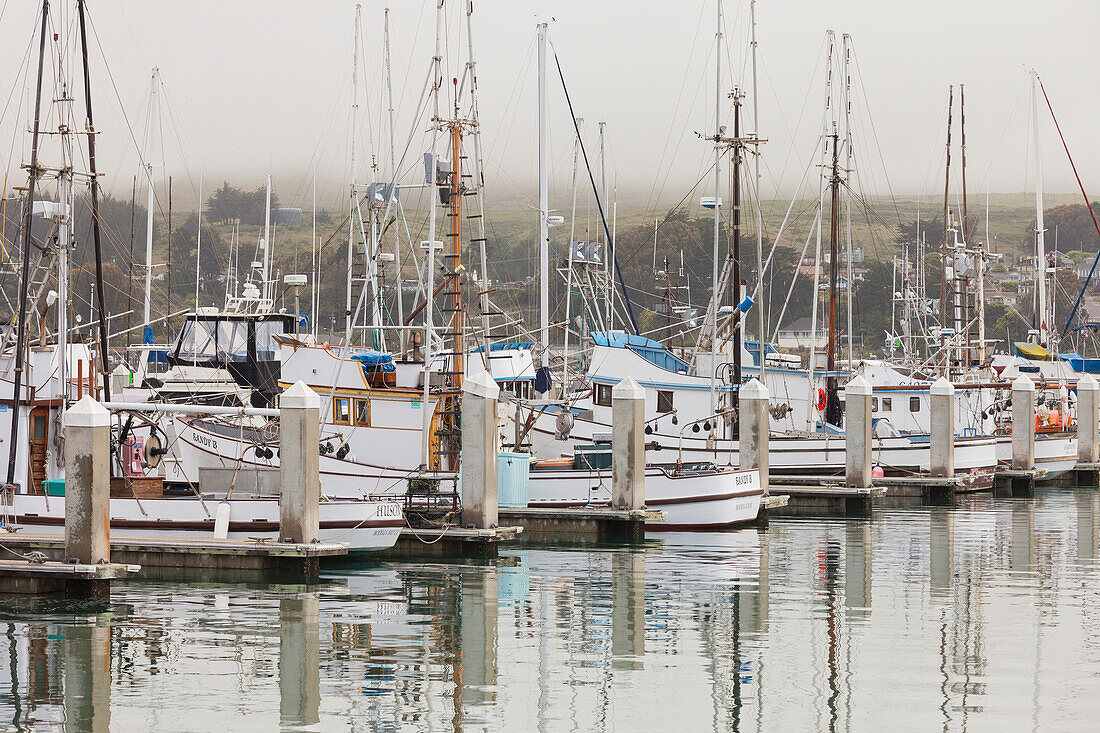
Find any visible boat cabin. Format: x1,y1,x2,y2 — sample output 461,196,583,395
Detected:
169,312,298,406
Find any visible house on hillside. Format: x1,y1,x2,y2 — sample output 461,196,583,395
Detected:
776,316,827,350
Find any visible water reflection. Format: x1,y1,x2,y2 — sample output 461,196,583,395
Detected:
1,489,1100,730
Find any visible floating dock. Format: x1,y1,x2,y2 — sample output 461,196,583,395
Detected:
376,525,523,560
768,484,887,516
0,533,346,582
0,557,139,597
499,507,665,543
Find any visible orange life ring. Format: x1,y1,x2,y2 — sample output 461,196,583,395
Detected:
816,388,827,411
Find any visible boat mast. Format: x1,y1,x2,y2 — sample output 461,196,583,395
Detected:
262,174,272,303
77,0,112,400
709,0,723,415
421,0,444,468
143,68,159,333
195,174,202,310
750,0,766,383
940,85,953,375
842,34,854,367
537,20,550,348
463,0,490,348
825,128,842,426
385,7,405,336
346,4,362,339
6,0,49,487
1031,69,1049,348
731,89,743,388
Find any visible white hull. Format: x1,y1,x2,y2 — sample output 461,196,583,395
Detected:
995,433,1077,479
5,494,404,554
528,465,763,530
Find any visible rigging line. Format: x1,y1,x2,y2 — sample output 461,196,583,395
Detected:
550,43,638,335
1037,77,1100,335
848,45,901,229
0,7,41,172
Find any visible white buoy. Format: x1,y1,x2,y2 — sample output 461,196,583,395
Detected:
213,500,231,539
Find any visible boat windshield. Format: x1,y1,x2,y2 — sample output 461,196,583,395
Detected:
217,320,249,362
176,320,217,360
256,320,284,360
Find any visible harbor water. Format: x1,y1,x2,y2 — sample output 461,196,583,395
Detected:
2,487,1099,731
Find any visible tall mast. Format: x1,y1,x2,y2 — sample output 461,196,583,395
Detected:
346,4,362,338
143,68,159,332
842,34,854,367
262,173,272,301
463,0,490,346
195,173,202,310
1031,69,1049,348
421,0,444,468
940,85,953,374
750,0,765,383
709,0,723,415
537,20,550,348
77,0,111,400
825,129,842,426
7,0,49,486
384,7,405,334
599,121,610,328
959,84,970,363
731,90,743,387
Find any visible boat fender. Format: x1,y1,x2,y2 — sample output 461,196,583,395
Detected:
213,501,231,539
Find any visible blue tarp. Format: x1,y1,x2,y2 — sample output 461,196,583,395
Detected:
352,350,396,373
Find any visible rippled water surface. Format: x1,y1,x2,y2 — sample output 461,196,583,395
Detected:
2,488,1100,731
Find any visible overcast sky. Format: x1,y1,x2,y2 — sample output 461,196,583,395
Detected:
0,0,1097,213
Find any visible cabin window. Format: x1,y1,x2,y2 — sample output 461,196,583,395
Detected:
871,397,879,412
217,320,248,362
882,397,892,412
32,415,47,440
354,399,370,427
595,383,613,407
909,396,921,412
333,398,351,425
255,321,283,359
177,320,216,360
657,390,674,414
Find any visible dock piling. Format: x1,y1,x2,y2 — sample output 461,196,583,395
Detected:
279,381,321,544
612,376,645,510
844,375,872,488
1012,375,1036,470
930,377,955,479
739,378,769,490
1078,373,1099,463
461,370,500,528
63,396,112,597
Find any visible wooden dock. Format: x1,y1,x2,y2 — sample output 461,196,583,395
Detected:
0,534,347,582
498,507,665,543
994,469,1047,497
767,484,887,516
376,525,523,560
1062,462,1100,488
0,557,139,597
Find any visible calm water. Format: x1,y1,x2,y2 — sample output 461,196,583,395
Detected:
2,488,1100,731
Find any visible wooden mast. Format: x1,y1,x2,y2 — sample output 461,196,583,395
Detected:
6,0,50,487
731,90,743,387
76,0,112,400
825,130,843,427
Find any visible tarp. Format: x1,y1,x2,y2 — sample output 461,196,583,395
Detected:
1013,341,1054,361
351,349,396,373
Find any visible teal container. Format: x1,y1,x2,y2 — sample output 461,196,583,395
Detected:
497,451,530,508
43,479,65,496
574,443,612,470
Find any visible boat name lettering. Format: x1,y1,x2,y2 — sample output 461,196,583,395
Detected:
192,431,218,450
733,473,754,486
377,504,402,518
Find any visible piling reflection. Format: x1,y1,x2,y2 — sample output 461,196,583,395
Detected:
1077,492,1099,561
279,593,320,726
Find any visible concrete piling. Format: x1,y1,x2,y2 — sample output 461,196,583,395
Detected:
739,378,770,490
1012,374,1036,470
462,370,500,529
1077,373,1099,463
612,376,645,510
844,375,872,488
280,381,321,544
63,396,111,571
930,377,955,478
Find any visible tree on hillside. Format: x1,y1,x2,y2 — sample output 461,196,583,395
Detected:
206,182,280,225
1030,203,1100,253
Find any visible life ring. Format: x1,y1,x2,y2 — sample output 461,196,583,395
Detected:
816,388,827,411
